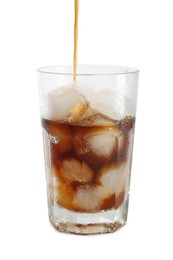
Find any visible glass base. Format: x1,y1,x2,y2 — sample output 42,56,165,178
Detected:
48,196,129,235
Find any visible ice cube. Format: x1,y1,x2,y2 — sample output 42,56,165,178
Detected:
47,85,82,121
59,158,93,184
78,88,134,120
97,163,128,209
88,126,130,164
74,126,122,159
73,185,104,212
87,128,119,159
99,163,129,196
73,125,125,167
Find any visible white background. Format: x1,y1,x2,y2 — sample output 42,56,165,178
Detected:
0,0,173,259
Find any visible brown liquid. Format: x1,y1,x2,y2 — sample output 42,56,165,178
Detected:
42,116,135,213
73,0,79,80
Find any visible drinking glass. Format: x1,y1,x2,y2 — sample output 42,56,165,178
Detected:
37,65,139,235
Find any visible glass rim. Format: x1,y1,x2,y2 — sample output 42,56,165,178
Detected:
37,65,139,76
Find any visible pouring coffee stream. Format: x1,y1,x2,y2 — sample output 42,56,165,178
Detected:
73,0,79,80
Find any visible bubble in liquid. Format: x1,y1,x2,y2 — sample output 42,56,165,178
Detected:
49,135,59,144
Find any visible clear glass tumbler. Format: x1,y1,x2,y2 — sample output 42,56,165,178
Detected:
37,65,139,235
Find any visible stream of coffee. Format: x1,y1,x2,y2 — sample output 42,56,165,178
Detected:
73,0,79,80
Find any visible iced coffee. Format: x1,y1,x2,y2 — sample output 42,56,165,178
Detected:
38,70,138,235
